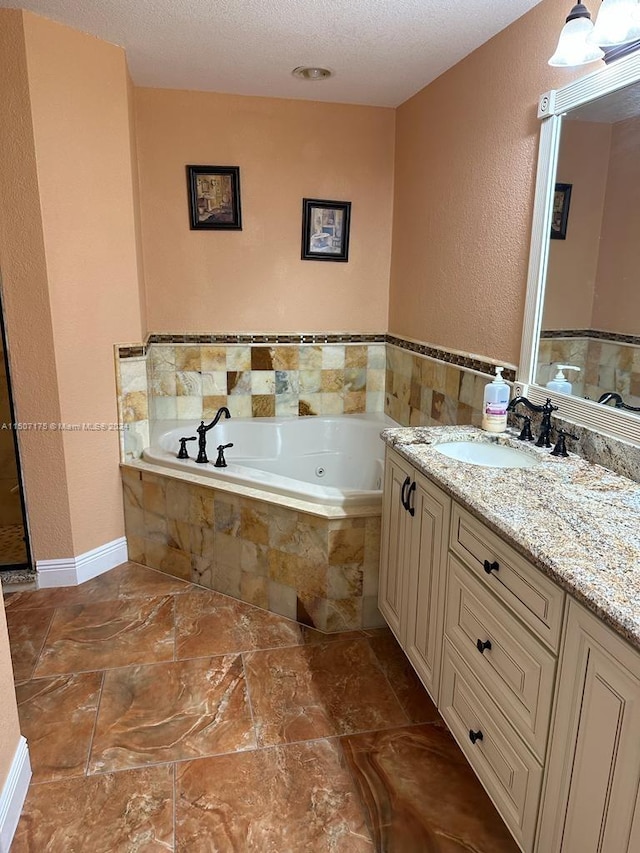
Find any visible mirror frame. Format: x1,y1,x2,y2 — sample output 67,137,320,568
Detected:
519,51,640,446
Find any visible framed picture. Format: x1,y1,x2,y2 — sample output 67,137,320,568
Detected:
550,182,572,240
301,198,351,261
187,165,242,230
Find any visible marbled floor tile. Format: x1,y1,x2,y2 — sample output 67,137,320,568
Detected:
11,764,174,852
244,638,409,747
16,672,102,782
5,606,54,682
34,594,175,677
301,626,366,644
175,587,303,659
367,633,442,725
176,739,374,852
89,655,256,773
341,724,519,852
4,561,191,612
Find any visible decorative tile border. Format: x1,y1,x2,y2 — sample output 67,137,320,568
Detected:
541,329,640,346
385,335,516,382
117,332,514,380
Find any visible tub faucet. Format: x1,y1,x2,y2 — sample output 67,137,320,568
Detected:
195,406,231,464
506,396,558,447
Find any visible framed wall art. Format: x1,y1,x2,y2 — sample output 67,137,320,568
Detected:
550,182,572,240
301,198,351,261
187,165,242,230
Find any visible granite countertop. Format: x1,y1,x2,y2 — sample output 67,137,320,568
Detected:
382,425,640,651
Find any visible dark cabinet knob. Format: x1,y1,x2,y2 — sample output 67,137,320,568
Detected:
469,729,484,745
476,638,492,654
483,559,499,574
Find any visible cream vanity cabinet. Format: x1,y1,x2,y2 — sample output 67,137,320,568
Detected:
378,448,450,701
536,600,640,853
379,445,640,852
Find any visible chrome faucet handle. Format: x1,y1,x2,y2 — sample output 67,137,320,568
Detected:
550,429,578,458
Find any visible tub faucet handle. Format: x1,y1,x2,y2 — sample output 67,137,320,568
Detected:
214,443,234,468
177,436,197,459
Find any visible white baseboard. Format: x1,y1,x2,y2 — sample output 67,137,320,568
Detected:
0,737,31,852
36,536,128,588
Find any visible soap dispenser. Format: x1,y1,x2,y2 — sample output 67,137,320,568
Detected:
546,364,580,395
481,366,509,433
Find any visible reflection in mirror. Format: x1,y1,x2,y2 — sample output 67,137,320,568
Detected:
536,81,640,411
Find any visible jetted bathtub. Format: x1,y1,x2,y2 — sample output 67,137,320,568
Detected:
143,412,397,509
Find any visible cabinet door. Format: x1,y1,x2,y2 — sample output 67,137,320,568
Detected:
403,471,450,701
536,600,640,853
378,450,413,641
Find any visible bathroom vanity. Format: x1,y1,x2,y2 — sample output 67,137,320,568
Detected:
379,426,640,853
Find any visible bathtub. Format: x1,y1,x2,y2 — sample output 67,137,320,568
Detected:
143,412,397,509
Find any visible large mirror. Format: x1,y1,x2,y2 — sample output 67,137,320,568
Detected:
520,53,640,444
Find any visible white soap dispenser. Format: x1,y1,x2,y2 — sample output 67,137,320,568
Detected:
546,364,580,395
481,366,510,433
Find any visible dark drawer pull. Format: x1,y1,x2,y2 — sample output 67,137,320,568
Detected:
407,481,416,517
483,559,499,574
476,638,492,654
469,729,484,745
400,475,410,511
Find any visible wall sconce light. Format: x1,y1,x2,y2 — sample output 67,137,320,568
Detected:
549,0,640,67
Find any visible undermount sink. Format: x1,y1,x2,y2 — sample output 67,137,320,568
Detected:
433,440,539,468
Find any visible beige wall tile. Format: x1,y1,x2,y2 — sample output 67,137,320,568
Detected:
174,346,201,372
298,346,322,370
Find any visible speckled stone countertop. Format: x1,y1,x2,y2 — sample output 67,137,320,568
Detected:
382,425,640,651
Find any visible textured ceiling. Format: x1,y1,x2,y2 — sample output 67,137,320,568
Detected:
3,0,545,106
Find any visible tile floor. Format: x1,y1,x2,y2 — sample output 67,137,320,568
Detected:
5,562,518,851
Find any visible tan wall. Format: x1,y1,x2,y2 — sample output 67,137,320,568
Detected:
0,6,34,797
0,600,20,795
23,13,144,555
389,0,584,365
543,120,611,330
592,115,640,335
0,9,74,562
134,88,395,333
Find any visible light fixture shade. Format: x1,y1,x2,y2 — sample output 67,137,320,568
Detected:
549,16,605,66
590,0,640,46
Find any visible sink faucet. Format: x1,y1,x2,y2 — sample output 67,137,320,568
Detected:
597,392,640,412
195,406,231,464
506,396,558,447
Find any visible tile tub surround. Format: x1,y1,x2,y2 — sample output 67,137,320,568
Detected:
382,424,640,651
384,342,515,429
121,466,384,632
6,562,517,852
538,331,640,407
115,333,514,461
146,339,387,424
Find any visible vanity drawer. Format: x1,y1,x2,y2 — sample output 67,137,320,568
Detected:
450,504,565,651
445,554,556,760
440,640,542,853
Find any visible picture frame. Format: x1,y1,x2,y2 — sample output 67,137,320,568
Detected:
187,165,242,230
550,182,572,240
301,198,351,261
